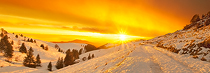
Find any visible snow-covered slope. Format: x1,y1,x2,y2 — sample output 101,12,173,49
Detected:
53,43,86,51
148,12,210,61
54,41,210,73
0,31,66,72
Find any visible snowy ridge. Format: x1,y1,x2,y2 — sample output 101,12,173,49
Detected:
148,12,210,61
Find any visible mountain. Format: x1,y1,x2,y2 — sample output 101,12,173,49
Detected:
52,39,90,44
52,39,100,47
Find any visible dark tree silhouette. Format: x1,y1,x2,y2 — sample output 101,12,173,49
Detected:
34,40,36,43
92,54,95,58
48,62,52,71
1,35,14,59
72,49,79,59
60,57,64,68
20,34,23,37
29,47,34,52
40,44,44,49
64,49,74,66
79,48,83,55
15,35,18,38
55,44,60,49
1,32,4,37
36,54,41,66
30,38,33,43
88,54,91,60
23,48,36,68
56,57,61,69
27,39,30,42
19,43,27,53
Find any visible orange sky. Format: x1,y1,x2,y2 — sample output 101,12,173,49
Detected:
0,0,210,46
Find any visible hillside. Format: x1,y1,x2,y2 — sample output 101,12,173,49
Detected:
0,29,91,72
148,11,210,61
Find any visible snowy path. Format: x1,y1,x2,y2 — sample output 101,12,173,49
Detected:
55,43,210,73
2,43,210,73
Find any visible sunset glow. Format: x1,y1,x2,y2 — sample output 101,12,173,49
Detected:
0,0,210,46
119,34,126,41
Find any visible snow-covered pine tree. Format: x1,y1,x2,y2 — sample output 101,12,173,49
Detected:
60,57,64,68
36,54,41,66
3,35,13,60
88,54,91,60
55,57,61,69
48,62,52,71
15,35,18,38
64,49,74,66
23,47,36,68
19,43,27,53
29,47,34,52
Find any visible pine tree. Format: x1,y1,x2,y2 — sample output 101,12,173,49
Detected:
20,34,23,37
79,48,83,55
92,54,94,58
40,44,44,49
58,48,61,52
45,46,48,51
55,44,59,49
27,39,30,42
23,48,36,68
64,50,74,66
15,35,18,38
48,62,52,71
36,54,41,66
72,49,79,59
30,38,33,43
19,43,27,53
4,39,13,59
1,35,13,59
65,49,71,54
55,57,61,69
34,40,36,43
11,41,14,45
60,57,64,68
0,32,3,37
88,54,91,60
29,47,34,52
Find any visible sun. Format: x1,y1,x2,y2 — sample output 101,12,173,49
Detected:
119,34,127,41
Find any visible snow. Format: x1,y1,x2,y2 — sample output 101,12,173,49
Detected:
54,43,86,51
1,32,210,72
54,43,210,73
0,32,66,72
1,12,210,73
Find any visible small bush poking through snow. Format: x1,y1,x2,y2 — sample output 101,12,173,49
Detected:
82,57,86,61
192,55,198,59
201,57,207,61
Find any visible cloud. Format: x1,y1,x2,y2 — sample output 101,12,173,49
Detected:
61,26,116,34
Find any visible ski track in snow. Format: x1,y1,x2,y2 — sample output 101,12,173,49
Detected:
53,42,210,73
1,40,210,73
